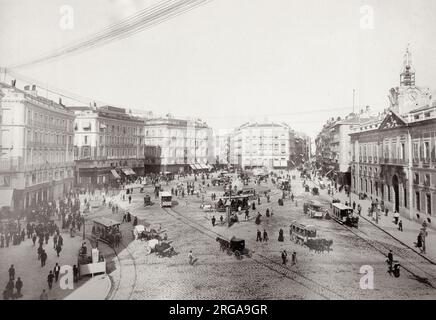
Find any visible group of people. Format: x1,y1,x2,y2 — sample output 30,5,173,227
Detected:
3,265,23,300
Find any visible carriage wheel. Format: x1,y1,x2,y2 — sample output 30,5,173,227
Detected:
145,246,152,255
234,250,242,259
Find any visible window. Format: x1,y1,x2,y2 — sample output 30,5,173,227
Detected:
424,174,431,186
416,192,421,211
400,143,405,160
423,141,430,159
413,142,419,159
404,187,407,208
414,173,419,185
427,194,432,215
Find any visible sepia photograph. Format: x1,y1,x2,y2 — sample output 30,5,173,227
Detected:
0,0,435,309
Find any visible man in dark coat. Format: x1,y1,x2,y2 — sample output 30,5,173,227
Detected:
256,229,262,242
56,243,62,257
47,271,54,290
281,250,287,265
53,263,61,282
57,235,63,247
41,250,47,267
8,265,15,280
15,277,23,297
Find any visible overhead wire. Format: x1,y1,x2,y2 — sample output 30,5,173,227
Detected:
7,0,213,69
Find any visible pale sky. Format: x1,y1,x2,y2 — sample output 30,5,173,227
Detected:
1,0,436,139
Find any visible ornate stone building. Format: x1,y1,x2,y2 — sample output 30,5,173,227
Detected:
0,82,75,212
350,48,436,228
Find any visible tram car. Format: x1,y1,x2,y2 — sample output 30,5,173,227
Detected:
159,191,173,208
216,195,250,212
303,200,326,219
289,220,317,245
92,217,122,246
331,203,359,228
238,187,257,200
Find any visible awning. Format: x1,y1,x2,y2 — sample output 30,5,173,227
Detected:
122,168,136,175
110,170,121,179
190,164,197,170
193,164,201,170
0,189,14,208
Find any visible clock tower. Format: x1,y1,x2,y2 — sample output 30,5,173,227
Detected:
389,45,432,115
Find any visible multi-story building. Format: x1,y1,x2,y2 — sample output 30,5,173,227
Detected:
213,129,231,167
350,48,436,228
0,82,75,213
229,122,295,170
293,132,311,167
315,108,375,185
69,105,146,186
144,115,214,173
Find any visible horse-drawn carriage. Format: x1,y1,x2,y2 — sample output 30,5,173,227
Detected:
143,194,153,206
289,221,333,253
311,187,319,195
305,238,333,253
303,200,327,219
216,236,251,259
144,239,176,257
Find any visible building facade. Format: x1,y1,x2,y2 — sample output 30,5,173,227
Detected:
315,108,375,185
213,130,230,167
70,105,146,186
229,122,294,170
144,115,214,173
0,82,75,212
350,48,436,228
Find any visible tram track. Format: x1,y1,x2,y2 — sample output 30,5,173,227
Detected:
306,178,436,288
83,212,138,300
161,205,345,300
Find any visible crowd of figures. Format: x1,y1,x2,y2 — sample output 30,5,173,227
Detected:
1,191,84,300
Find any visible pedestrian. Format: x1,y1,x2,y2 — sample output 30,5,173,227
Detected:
245,209,249,220
263,229,268,242
393,211,400,224
57,235,63,247
47,271,54,290
15,277,23,298
188,250,194,265
398,220,403,232
357,204,361,215
387,250,393,265
220,215,224,225
291,252,297,265
6,279,14,299
39,289,48,300
128,195,132,204
8,265,15,281
73,265,79,282
53,234,58,249
278,229,284,242
352,201,356,210
53,263,60,282
385,207,389,217
41,250,47,267
211,216,216,227
256,229,262,242
44,232,49,245
122,213,127,223
281,250,287,265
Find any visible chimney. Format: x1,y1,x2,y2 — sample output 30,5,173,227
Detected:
24,85,30,91
32,85,36,91
11,79,16,87
59,98,63,105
